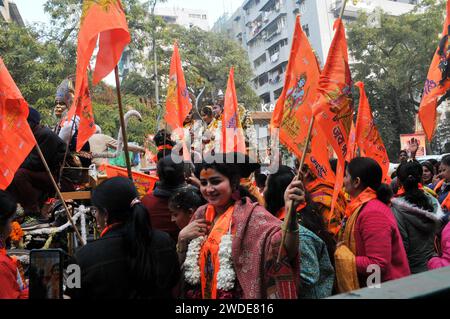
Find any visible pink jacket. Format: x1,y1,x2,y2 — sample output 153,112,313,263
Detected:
355,199,411,286
428,222,450,270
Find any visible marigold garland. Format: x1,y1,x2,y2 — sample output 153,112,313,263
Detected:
9,222,24,242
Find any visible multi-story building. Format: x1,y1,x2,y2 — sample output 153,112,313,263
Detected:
213,0,418,107
120,6,209,78
154,6,209,31
0,0,24,26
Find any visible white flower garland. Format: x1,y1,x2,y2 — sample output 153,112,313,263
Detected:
216,232,236,291
183,229,236,291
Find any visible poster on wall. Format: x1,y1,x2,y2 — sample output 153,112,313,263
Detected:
400,133,427,157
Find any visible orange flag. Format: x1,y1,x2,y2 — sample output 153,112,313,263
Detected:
418,0,450,141
164,42,193,133
68,0,131,151
312,18,353,166
0,57,36,190
312,18,353,217
271,16,335,182
222,67,246,153
355,82,390,182
345,118,357,162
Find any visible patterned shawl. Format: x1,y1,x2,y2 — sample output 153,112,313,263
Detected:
193,197,299,299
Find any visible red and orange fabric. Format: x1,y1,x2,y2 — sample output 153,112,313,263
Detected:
199,204,235,299
271,16,335,183
67,0,131,151
222,67,246,153
311,18,354,222
434,180,450,211
306,179,347,236
312,18,354,168
164,42,192,136
0,57,36,190
419,0,450,141
354,82,390,183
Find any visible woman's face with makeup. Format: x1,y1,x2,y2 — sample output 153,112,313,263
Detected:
199,168,232,208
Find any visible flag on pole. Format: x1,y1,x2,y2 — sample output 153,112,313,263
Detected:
355,82,390,182
312,18,354,218
222,67,246,154
312,18,354,166
164,42,193,133
418,0,450,141
67,0,131,151
0,57,36,190
271,15,335,182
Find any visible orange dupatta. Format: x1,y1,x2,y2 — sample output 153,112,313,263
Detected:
434,180,450,211
335,187,377,293
199,204,234,299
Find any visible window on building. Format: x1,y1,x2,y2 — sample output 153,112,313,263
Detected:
202,14,207,20
0,0,4,7
274,88,283,100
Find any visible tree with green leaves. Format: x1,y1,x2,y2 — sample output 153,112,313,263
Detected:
347,0,446,159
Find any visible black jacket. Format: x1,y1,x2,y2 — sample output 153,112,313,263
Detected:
21,125,66,172
67,226,180,299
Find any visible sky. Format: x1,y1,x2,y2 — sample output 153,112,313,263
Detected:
13,0,244,28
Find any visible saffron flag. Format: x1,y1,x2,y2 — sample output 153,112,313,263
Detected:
355,82,390,182
222,67,246,153
271,16,335,182
68,0,131,151
164,42,193,134
418,0,450,141
312,18,354,166
101,164,159,197
345,118,357,162
0,58,36,190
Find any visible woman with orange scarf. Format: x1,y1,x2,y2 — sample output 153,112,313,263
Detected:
335,158,410,293
434,155,450,212
176,153,300,299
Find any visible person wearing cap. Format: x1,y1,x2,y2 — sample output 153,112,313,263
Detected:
7,107,67,223
176,152,300,299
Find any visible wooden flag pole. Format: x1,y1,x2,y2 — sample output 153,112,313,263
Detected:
114,66,133,180
277,116,315,263
339,0,349,19
35,143,85,245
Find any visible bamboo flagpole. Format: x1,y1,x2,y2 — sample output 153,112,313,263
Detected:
35,142,85,245
277,116,315,263
339,0,349,19
114,66,133,180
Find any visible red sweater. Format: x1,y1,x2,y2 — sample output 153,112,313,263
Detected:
0,254,28,299
355,199,410,286
141,192,180,242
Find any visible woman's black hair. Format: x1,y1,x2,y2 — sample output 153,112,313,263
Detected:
421,161,435,183
195,153,260,203
397,162,434,212
299,195,337,266
347,157,392,205
264,165,295,216
168,186,206,213
92,177,156,298
0,190,16,228
157,155,186,189
442,154,450,167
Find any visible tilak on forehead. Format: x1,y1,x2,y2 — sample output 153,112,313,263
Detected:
200,168,218,179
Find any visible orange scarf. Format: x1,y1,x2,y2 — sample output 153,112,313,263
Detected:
199,204,234,299
344,188,377,220
435,180,450,211
100,223,123,238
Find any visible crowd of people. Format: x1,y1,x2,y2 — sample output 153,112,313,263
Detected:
1,131,450,298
